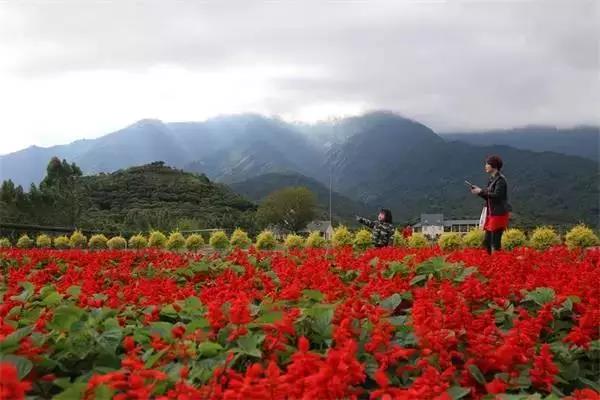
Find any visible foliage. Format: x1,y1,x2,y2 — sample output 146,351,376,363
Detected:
0,160,257,233
437,232,463,251
209,231,230,250
184,234,205,251
1,246,598,399
530,226,561,250
230,228,252,249
502,228,528,250
53,235,70,249
148,230,167,249
16,234,34,249
463,229,485,248
331,225,353,248
88,234,109,250
256,230,278,250
166,232,186,251
305,231,327,248
107,236,127,249
565,224,599,249
392,230,407,247
0,237,11,248
69,230,87,249
353,229,372,250
284,234,305,249
35,234,52,248
256,186,317,232
128,234,148,249
408,233,429,248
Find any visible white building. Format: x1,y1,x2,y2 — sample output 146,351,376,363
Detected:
413,214,479,239
301,220,334,241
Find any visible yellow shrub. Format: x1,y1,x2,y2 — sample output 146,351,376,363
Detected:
53,236,70,249
332,226,353,248
166,232,186,251
0,238,11,248
392,230,407,247
438,232,463,251
107,236,127,249
209,231,230,250
284,234,305,249
17,234,34,249
305,231,327,248
529,227,561,250
353,229,372,250
565,225,599,249
185,234,205,251
69,230,88,249
256,230,277,250
230,228,252,249
148,231,167,248
88,234,108,250
408,233,429,249
128,234,148,249
36,234,52,248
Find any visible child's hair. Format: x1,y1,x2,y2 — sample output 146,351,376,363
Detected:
379,208,393,223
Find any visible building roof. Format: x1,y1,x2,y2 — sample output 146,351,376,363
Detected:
444,219,480,226
302,220,333,233
420,214,444,226
413,214,479,228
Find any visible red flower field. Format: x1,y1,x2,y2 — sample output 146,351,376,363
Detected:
0,246,598,399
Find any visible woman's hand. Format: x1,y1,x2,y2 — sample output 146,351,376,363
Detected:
470,186,482,194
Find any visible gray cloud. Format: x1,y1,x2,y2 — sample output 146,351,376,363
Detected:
1,0,599,133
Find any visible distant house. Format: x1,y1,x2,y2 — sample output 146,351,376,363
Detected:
301,220,334,241
413,214,479,238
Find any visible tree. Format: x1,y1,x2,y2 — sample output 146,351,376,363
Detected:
40,157,85,225
256,187,317,232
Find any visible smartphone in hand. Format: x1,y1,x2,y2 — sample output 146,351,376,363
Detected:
464,180,475,188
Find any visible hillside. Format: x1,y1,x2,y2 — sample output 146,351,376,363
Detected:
441,126,599,161
1,112,598,228
229,172,371,223
0,162,257,233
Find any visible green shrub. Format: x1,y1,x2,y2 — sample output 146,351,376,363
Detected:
128,234,148,249
332,226,353,248
305,231,327,248
53,235,70,249
36,234,52,248
354,229,372,250
17,234,34,249
256,230,277,250
501,228,527,250
88,234,108,250
529,227,561,250
166,232,186,251
107,236,127,249
148,231,167,248
209,231,230,250
392,230,407,247
565,224,599,249
284,234,304,249
438,232,463,251
185,234,205,251
463,229,485,248
0,238,11,248
69,230,88,249
408,233,429,249
230,228,252,249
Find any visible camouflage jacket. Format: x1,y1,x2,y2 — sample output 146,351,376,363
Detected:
357,217,395,247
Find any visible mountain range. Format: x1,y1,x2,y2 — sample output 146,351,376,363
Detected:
1,111,598,227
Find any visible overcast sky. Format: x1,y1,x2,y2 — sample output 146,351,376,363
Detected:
0,0,598,155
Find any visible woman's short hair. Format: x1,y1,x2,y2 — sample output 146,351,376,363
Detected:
380,208,393,223
486,155,503,170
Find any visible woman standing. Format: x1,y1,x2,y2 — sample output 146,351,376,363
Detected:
470,155,510,254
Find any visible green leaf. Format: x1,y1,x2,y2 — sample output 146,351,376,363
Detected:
380,293,402,311
559,360,580,381
11,282,34,302
410,274,427,286
42,291,63,306
49,305,84,331
198,341,223,358
524,287,556,306
255,311,284,324
237,334,263,358
579,377,600,392
66,285,81,298
94,384,115,400
184,296,203,309
447,385,471,399
0,326,32,352
186,318,210,334
160,304,178,318
302,289,324,302
52,382,87,400
144,347,169,368
149,321,174,338
468,364,486,385
0,355,32,379
97,329,123,354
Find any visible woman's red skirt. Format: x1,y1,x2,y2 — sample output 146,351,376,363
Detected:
484,213,510,231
